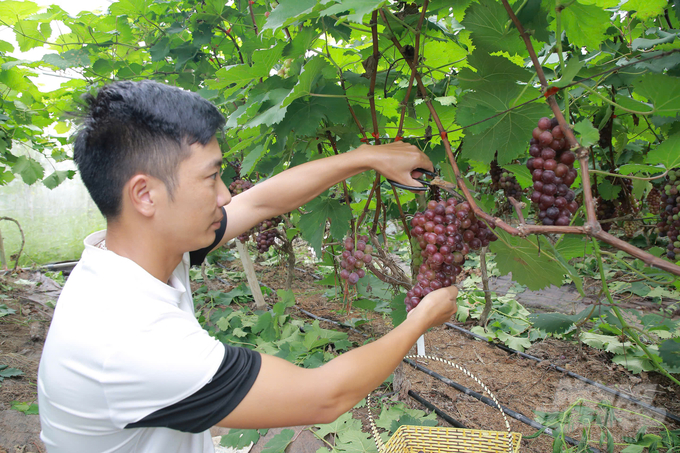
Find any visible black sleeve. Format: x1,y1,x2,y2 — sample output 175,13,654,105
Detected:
189,206,227,267
125,345,261,433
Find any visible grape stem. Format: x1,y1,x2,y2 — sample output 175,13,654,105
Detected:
507,197,526,224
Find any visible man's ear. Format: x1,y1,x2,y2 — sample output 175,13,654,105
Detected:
127,174,163,218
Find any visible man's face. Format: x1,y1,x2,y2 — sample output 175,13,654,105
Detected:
154,136,231,253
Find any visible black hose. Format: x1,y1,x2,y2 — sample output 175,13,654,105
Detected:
296,307,367,336
408,390,467,428
404,358,601,453
445,322,680,424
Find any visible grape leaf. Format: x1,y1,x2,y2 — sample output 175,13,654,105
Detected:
458,84,549,164
573,120,599,147
263,0,323,31
529,313,576,335
220,429,261,448
659,338,680,370
0,1,41,26
598,179,622,201
314,412,360,438
457,52,531,90
553,58,585,88
488,230,566,290
622,0,668,20
283,56,328,107
495,331,532,352
12,156,44,185
0,366,23,378
559,1,611,51
298,195,352,258
555,235,592,261
260,429,295,453
461,0,525,55
634,73,680,117
43,170,75,189
335,429,378,453
320,0,389,24
647,132,680,169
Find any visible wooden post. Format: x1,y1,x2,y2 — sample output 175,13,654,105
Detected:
0,227,7,270
235,240,267,310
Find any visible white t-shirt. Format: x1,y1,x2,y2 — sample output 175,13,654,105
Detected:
38,231,260,453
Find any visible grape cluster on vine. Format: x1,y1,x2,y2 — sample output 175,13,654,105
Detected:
490,160,522,200
230,179,283,252
526,117,579,226
339,235,373,285
647,188,661,215
657,169,680,260
405,198,497,312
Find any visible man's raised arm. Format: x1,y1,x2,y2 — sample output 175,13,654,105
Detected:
220,142,433,246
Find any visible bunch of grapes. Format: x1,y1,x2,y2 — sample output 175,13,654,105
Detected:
405,198,497,312
647,187,661,215
229,179,254,195
254,217,283,253
339,234,373,285
490,160,523,200
230,179,283,250
657,169,680,260
526,117,579,226
595,196,617,232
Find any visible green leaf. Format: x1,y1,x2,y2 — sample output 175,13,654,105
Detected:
320,0,389,24
263,0,326,31
457,51,532,91
488,230,566,291
555,235,592,261
335,429,378,453
43,170,75,189
0,304,17,318
0,366,23,378
314,412,360,438
261,429,295,453
598,179,622,201
11,401,38,415
659,338,680,370
647,133,680,169
12,156,44,185
553,58,585,88
461,0,525,55
0,1,40,26
560,1,611,50
634,74,680,117
622,0,667,19
298,195,352,258
529,313,576,335
42,49,91,69
283,56,328,107
458,84,549,164
220,429,261,448
390,293,407,327
573,120,599,147
495,331,532,352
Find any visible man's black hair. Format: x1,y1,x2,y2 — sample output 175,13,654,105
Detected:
73,80,226,219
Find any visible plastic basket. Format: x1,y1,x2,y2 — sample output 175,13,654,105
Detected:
368,355,522,453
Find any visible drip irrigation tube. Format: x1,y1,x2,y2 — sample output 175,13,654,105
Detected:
407,390,467,429
404,358,601,453
296,307,367,336
445,322,680,424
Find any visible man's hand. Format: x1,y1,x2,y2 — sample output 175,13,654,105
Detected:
407,286,458,329
353,142,434,190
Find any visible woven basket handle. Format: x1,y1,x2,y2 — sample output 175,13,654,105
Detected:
365,354,514,453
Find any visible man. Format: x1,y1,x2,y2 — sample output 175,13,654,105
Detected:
37,80,458,453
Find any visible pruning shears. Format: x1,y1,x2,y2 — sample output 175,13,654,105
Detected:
387,168,437,192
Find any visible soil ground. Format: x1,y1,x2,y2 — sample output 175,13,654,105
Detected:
1,254,678,453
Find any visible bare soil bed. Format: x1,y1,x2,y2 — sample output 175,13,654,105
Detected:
1,257,678,453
